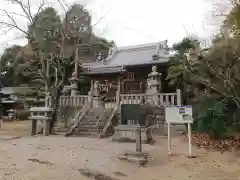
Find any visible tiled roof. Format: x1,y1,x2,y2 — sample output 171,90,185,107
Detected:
105,41,169,66
81,41,169,74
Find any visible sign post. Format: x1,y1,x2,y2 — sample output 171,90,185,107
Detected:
167,122,171,155
165,105,194,157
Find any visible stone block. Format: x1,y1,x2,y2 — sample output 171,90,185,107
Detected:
112,125,153,144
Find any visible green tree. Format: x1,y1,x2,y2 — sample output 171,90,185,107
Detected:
166,37,198,104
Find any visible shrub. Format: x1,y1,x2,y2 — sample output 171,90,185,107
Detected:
194,97,240,139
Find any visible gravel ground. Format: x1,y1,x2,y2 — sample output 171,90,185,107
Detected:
0,121,240,180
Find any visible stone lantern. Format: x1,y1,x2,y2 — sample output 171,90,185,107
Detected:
146,66,162,105
146,66,162,94
92,81,103,108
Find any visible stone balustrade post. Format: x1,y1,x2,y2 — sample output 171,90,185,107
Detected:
176,89,181,105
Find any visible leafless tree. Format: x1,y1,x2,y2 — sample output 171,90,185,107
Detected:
0,0,113,134
0,0,47,39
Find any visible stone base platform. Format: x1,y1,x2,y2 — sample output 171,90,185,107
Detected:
118,151,149,166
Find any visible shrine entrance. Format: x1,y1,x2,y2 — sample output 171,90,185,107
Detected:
80,67,125,110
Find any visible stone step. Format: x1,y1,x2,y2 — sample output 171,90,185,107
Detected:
88,109,105,114
80,118,107,123
78,129,98,133
79,124,105,128
73,131,99,137
79,124,104,129
77,127,104,133
80,121,101,125
54,127,68,132
86,112,94,115
81,118,108,124
85,115,103,120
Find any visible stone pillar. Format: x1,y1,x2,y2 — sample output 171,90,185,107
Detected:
43,120,50,136
176,89,182,105
31,119,37,135
136,125,142,152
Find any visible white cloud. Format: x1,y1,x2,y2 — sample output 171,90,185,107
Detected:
0,0,214,53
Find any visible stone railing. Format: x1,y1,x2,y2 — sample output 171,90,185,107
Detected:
46,89,181,107
120,89,181,106
46,95,88,107
59,96,88,107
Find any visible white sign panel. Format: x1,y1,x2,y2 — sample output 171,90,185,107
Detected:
165,105,193,124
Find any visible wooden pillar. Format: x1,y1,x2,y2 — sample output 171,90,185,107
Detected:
116,76,121,109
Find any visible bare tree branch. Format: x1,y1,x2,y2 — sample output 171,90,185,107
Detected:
92,8,112,27
8,0,34,24
0,27,14,36
56,0,67,14
26,0,33,23
1,8,28,34
0,9,28,19
0,21,28,35
0,0,49,43
36,0,46,16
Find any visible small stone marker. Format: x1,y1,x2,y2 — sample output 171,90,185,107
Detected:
118,124,148,166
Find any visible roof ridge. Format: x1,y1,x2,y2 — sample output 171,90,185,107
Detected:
116,41,166,51
117,45,156,53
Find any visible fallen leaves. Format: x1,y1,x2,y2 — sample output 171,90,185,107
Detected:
184,132,240,151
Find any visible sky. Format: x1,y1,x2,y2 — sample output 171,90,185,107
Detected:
0,0,216,53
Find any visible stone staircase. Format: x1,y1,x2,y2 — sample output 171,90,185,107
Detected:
72,107,115,137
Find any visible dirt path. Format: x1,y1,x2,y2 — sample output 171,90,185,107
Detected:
0,121,239,180
0,121,30,137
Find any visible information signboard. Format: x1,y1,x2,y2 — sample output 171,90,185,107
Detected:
165,105,193,124
165,105,195,158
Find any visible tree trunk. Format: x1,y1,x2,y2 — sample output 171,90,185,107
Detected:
49,84,64,134
183,82,188,133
